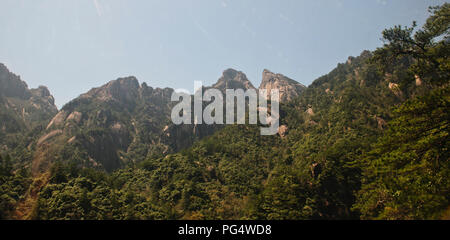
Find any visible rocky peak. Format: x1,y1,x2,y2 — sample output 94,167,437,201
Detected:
82,76,140,103
0,63,30,99
0,64,57,109
259,69,306,102
31,85,51,97
36,75,179,173
0,63,58,142
0,63,56,107
30,86,56,107
212,68,255,90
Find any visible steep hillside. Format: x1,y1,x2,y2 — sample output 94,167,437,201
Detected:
31,68,283,174
32,76,175,173
133,50,410,219
1,3,447,220
0,63,58,163
24,48,414,220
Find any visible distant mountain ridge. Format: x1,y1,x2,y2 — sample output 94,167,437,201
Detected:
1,4,447,220
34,76,175,173
3,66,305,173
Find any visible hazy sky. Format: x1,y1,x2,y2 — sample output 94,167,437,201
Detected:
0,0,446,108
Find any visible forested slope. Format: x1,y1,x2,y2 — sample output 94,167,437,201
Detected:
0,4,448,220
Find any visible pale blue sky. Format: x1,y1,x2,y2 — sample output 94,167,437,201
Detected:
0,0,446,108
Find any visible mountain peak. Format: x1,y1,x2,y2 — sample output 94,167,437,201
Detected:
0,63,57,140
0,63,8,72
222,68,240,78
82,76,140,103
31,85,51,97
109,76,140,90
0,63,30,99
259,69,306,102
262,69,273,74
213,68,255,90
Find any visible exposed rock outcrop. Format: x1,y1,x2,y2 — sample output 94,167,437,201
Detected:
388,82,403,98
212,68,255,91
0,63,58,141
259,69,306,102
66,111,82,124
37,130,63,146
26,67,306,174
33,76,175,173
374,115,387,130
278,125,288,138
415,75,422,86
46,111,68,129
81,76,140,104
306,107,315,116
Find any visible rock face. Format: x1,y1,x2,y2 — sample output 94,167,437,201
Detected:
259,69,306,102
35,69,259,173
278,125,288,138
415,75,422,86
162,68,256,157
80,77,141,104
36,68,260,173
30,67,310,173
34,76,175,173
388,82,403,98
0,63,29,99
0,63,58,147
213,69,255,91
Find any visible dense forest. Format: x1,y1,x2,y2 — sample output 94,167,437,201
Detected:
0,4,449,220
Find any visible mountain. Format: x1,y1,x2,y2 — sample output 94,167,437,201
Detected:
129,50,405,220
26,49,401,220
0,63,57,159
2,4,446,220
32,76,175,173
161,68,257,154
31,68,282,174
259,69,306,102
212,68,255,90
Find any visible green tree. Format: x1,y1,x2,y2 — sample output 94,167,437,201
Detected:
355,4,450,219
